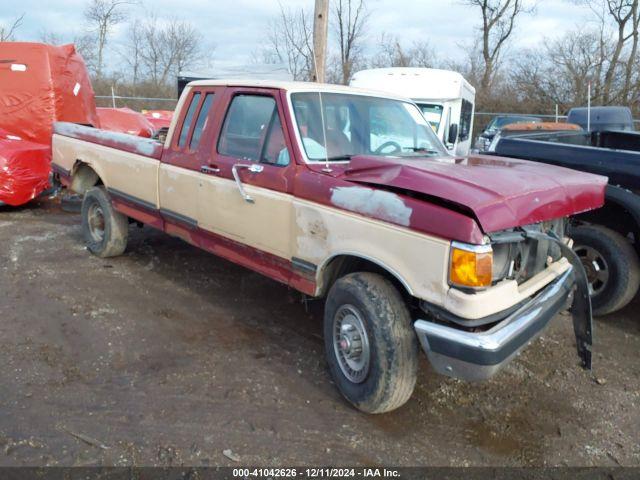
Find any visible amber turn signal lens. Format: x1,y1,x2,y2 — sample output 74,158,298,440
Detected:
450,247,493,288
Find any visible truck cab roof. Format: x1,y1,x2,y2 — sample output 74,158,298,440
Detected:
567,106,634,132
185,79,414,102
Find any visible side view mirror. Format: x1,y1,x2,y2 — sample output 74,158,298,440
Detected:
448,124,459,145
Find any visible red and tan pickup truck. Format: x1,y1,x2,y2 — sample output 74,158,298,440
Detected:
52,80,607,413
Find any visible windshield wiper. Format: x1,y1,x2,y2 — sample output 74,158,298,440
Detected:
320,155,353,162
402,147,442,155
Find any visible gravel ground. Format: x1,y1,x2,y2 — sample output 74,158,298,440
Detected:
0,199,638,467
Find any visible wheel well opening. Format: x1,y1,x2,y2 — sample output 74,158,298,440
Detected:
318,255,413,303
574,200,639,247
70,162,103,194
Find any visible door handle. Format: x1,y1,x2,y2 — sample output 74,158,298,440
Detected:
200,165,220,174
232,163,263,203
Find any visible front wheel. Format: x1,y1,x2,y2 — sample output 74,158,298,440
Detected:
324,272,418,414
81,187,129,258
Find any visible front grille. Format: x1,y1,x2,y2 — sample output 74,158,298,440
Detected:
491,219,565,285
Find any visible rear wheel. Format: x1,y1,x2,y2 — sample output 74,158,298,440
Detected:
81,187,129,258
324,272,418,414
571,224,640,316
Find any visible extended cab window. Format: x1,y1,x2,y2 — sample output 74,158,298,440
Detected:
190,93,215,149
177,92,201,147
218,95,288,164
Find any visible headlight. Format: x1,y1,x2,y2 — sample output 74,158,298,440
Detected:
449,242,493,288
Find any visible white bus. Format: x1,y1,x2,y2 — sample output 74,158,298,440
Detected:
350,68,476,156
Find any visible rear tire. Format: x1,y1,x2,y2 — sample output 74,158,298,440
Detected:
81,187,129,258
570,224,640,316
324,272,418,414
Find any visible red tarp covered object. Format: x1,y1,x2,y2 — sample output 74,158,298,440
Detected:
0,42,98,206
142,110,174,131
0,128,51,206
96,107,155,138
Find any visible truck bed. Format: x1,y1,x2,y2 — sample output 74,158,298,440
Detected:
53,122,163,160
493,130,640,191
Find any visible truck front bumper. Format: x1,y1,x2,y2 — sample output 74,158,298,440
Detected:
414,267,575,381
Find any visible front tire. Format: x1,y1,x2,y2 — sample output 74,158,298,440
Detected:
81,187,129,258
324,272,418,414
571,224,640,316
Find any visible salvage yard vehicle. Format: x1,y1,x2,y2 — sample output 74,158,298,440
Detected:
52,80,606,413
492,129,640,316
0,42,99,207
567,106,634,132
474,115,542,153
486,122,582,152
350,68,476,156
0,41,167,207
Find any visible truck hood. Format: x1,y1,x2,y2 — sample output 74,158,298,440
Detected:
343,154,608,233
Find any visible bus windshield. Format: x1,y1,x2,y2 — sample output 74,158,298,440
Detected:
417,103,444,132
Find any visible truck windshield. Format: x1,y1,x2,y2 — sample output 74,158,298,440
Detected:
417,103,444,132
291,92,448,162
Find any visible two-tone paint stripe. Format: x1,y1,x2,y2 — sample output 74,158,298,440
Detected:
106,186,319,284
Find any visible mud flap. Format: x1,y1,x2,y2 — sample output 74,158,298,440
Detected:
522,229,593,370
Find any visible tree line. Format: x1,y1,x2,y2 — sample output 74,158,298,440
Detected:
261,0,640,117
2,0,640,117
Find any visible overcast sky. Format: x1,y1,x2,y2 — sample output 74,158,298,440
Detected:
1,0,596,69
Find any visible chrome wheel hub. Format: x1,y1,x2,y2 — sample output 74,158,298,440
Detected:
574,245,609,296
87,203,106,243
333,305,370,383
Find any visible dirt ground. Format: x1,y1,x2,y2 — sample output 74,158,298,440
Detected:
0,199,638,467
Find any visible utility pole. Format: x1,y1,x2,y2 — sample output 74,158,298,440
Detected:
312,0,329,83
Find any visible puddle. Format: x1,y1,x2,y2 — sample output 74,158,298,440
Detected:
465,420,524,457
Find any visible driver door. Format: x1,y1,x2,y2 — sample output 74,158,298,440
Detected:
197,88,296,260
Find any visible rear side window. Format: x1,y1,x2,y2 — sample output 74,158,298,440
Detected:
459,99,473,141
189,93,215,149
218,95,276,161
177,92,201,147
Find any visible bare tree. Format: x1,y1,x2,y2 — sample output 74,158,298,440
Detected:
461,0,534,95
249,47,281,65
135,16,204,87
122,19,144,85
84,0,134,78
622,1,640,100
571,0,640,103
333,0,368,84
411,41,438,68
601,0,639,102
370,34,411,67
512,29,610,111
74,32,99,74
369,34,438,69
0,13,25,41
39,29,65,45
266,4,315,80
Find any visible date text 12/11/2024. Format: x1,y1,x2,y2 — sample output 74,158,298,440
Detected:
232,468,401,478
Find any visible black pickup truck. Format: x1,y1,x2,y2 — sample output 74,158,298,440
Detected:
492,129,640,316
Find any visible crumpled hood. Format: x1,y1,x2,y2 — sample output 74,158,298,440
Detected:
343,154,608,233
